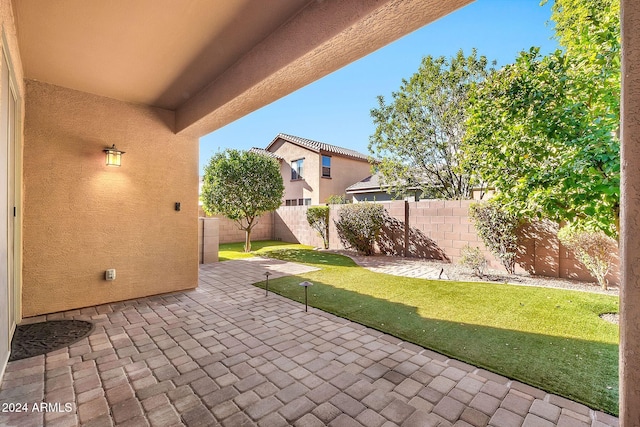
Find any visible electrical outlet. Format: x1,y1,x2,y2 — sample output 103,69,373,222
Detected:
105,269,116,281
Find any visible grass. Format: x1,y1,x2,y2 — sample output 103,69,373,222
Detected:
218,240,312,261
252,248,620,415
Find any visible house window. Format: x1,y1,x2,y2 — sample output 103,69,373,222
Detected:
322,155,331,178
285,198,310,206
291,159,304,180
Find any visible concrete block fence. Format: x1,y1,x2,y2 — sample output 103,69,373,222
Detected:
201,200,620,286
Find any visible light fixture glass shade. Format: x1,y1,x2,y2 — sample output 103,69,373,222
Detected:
104,144,125,167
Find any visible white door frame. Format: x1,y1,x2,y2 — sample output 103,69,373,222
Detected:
1,28,21,356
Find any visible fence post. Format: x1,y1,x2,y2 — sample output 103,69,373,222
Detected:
404,200,409,257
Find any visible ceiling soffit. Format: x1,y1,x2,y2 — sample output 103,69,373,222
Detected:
14,0,312,110
13,0,473,137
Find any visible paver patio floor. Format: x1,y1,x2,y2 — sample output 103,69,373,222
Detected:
0,258,619,427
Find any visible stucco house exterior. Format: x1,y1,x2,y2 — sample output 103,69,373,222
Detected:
254,133,373,206
0,1,639,421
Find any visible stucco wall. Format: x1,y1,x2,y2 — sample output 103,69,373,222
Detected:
318,155,371,203
22,80,199,317
270,139,318,204
269,139,371,205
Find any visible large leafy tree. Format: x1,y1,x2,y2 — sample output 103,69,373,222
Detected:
201,149,284,252
369,49,493,199
460,0,620,237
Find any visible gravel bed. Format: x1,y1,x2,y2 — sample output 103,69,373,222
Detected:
434,260,619,296
333,250,619,297
600,313,620,324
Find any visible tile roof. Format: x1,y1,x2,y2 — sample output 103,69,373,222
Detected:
248,147,284,160
346,172,436,193
345,173,383,192
266,133,370,162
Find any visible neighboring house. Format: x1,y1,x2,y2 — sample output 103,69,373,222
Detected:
252,133,372,206
346,172,424,202
346,172,493,202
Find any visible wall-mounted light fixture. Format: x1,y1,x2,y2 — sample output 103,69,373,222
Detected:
104,144,125,167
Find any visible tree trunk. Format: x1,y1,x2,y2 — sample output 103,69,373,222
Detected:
244,227,252,252
323,221,329,249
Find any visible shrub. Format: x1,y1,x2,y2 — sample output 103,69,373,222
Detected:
306,206,330,249
335,203,385,255
327,194,350,204
469,202,520,274
459,245,487,278
558,226,615,290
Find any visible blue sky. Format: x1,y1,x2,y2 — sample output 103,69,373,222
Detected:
199,0,559,173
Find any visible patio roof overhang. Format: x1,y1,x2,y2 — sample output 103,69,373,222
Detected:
13,0,473,137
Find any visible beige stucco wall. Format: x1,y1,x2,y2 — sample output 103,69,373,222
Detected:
22,80,199,317
318,155,372,203
270,139,319,204
270,139,372,205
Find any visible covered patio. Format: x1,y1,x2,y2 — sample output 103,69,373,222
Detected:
1,0,640,425
0,261,620,426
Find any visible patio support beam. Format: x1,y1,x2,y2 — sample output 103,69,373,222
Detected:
174,0,473,138
620,0,640,424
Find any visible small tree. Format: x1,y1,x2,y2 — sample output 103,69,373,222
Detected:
306,206,330,249
335,203,384,255
201,149,284,252
558,226,615,290
459,245,487,278
469,202,520,274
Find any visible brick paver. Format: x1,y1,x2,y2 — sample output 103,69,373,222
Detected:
0,257,619,426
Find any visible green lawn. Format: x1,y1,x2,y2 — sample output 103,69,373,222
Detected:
253,248,620,415
218,240,312,261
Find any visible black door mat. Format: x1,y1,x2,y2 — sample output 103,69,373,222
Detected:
9,320,94,362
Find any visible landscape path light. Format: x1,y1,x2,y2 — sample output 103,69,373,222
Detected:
264,271,271,296
299,281,313,312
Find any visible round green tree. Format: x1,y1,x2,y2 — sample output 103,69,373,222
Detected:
369,49,494,200
201,149,284,252
460,0,620,237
